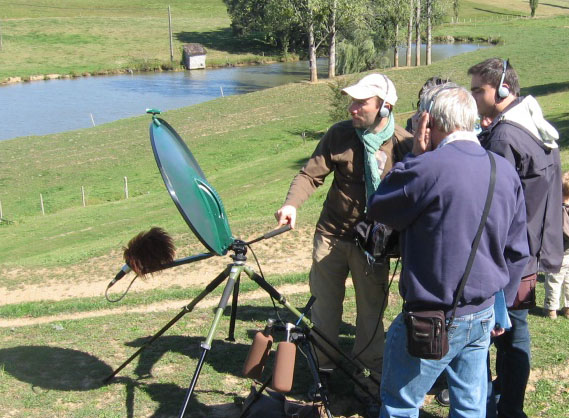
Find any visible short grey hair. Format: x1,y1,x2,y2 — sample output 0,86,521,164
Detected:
419,84,478,133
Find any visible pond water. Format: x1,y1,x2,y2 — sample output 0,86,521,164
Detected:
0,43,487,141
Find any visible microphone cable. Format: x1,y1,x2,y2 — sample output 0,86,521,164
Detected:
104,274,139,303
246,242,285,325
352,257,400,361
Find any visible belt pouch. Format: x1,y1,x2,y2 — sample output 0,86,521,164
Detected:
404,310,449,360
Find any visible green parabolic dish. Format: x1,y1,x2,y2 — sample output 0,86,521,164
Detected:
150,117,234,256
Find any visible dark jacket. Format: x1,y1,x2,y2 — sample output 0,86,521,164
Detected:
283,120,412,239
478,97,563,274
368,139,529,315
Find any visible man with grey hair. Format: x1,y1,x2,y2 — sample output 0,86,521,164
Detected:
368,85,529,417
275,73,412,413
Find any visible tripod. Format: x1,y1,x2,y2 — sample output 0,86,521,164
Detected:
104,231,380,417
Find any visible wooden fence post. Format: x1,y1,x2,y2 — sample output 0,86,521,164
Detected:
0,199,3,219
82,186,86,207
168,6,174,62
124,176,129,199
40,193,45,215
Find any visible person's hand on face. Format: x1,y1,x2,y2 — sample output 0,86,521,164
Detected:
412,112,431,156
410,110,421,134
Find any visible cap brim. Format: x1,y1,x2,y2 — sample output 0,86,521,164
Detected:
341,85,377,100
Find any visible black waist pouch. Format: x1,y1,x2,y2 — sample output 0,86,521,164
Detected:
404,310,449,360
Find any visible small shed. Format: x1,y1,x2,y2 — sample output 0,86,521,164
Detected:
183,43,206,70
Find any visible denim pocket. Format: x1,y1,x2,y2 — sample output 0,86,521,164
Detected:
481,317,493,334
447,323,459,340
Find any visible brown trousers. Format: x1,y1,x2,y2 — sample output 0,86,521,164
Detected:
309,232,389,397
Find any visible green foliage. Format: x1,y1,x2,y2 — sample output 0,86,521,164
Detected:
327,78,351,123
335,37,378,75
368,0,410,50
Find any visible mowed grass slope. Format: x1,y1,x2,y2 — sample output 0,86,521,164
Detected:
0,0,280,82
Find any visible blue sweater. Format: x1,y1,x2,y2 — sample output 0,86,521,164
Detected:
368,140,529,316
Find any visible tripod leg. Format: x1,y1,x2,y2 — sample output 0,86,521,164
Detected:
226,276,240,342
178,264,243,417
104,266,231,384
309,333,379,403
301,339,334,418
179,348,208,418
243,265,380,389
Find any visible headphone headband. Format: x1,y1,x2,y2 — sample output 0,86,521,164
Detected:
379,74,390,118
426,85,457,114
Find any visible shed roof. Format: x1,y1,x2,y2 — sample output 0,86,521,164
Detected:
183,43,207,56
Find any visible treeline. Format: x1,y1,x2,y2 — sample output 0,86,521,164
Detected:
223,0,455,81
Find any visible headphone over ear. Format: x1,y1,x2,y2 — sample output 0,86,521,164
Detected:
379,75,390,118
497,59,510,99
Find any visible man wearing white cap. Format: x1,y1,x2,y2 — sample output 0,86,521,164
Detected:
275,73,412,413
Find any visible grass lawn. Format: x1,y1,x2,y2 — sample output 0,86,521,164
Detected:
0,273,567,417
0,0,283,82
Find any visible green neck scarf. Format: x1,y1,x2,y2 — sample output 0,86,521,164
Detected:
356,113,395,201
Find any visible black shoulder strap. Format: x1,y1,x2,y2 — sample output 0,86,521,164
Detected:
448,151,496,327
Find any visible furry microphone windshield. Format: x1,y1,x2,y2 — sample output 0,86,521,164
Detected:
123,227,176,277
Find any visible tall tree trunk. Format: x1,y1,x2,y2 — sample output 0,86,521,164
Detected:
394,23,399,68
453,0,460,23
426,0,432,65
308,20,318,82
415,0,421,67
406,0,414,66
328,0,336,78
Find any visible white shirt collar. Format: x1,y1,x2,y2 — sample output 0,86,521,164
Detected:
437,131,480,149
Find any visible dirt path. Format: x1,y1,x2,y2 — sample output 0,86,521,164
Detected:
0,229,315,327
0,282,312,328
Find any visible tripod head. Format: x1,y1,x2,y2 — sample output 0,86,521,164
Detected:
229,240,247,262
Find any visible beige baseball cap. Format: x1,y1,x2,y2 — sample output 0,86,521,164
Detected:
342,73,398,105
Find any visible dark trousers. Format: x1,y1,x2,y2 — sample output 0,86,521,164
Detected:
487,309,530,418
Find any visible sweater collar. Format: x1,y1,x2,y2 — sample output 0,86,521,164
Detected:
437,131,480,149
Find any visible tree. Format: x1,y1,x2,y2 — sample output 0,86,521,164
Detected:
263,0,371,81
406,0,414,66
453,0,459,22
336,37,377,75
415,0,421,66
328,0,337,78
426,0,432,65
394,22,399,67
530,0,538,17
375,0,411,68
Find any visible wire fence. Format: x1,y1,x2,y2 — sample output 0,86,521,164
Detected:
449,14,532,25
0,176,148,222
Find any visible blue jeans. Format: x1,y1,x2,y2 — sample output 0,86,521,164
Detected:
487,309,530,418
380,306,495,418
